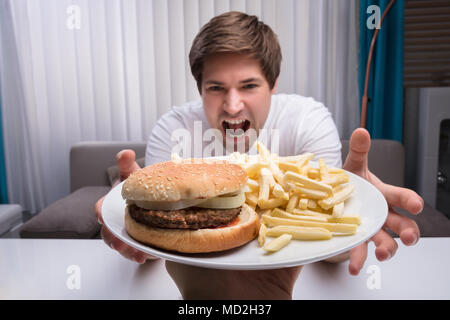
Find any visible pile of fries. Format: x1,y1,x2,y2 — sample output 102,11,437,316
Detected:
227,142,361,253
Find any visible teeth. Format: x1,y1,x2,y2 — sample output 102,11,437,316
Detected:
226,129,245,138
224,119,246,125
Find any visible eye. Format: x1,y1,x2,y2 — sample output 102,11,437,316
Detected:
242,84,258,90
208,85,223,92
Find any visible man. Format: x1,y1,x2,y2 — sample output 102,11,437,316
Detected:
95,12,423,299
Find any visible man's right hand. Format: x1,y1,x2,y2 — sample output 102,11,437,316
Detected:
94,149,158,264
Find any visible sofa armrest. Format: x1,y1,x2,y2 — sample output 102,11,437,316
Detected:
70,141,146,192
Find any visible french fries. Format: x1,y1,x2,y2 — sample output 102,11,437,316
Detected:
298,198,308,210
258,223,268,247
272,183,289,200
228,141,361,253
258,197,288,209
246,178,259,192
284,171,333,194
285,194,299,213
332,202,345,217
271,208,328,223
266,225,332,240
289,184,329,199
318,184,355,210
246,162,269,179
263,234,292,252
263,215,357,234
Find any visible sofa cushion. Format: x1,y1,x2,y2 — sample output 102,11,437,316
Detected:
106,157,146,186
19,186,110,239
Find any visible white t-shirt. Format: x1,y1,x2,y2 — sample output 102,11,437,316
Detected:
145,93,342,168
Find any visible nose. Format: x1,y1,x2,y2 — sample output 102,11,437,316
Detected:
223,88,244,115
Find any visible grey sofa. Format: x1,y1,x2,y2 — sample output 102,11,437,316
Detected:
19,140,450,239
19,141,147,239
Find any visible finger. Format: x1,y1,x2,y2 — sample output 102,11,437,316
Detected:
114,240,159,263
385,209,420,246
378,183,424,215
371,228,399,262
102,228,144,263
116,149,141,181
101,225,116,249
135,251,159,263
348,241,368,276
100,226,158,263
94,196,106,224
343,128,371,176
115,243,147,263
100,226,128,255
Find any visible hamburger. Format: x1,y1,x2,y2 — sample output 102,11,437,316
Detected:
122,159,260,253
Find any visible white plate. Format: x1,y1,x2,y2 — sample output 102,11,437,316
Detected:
102,170,388,270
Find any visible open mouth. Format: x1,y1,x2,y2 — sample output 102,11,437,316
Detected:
221,119,251,138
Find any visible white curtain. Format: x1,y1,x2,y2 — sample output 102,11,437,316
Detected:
0,0,359,214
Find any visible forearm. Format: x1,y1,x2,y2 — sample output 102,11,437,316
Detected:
165,261,303,300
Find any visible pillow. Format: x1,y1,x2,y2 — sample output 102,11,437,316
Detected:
106,157,146,187
19,186,110,239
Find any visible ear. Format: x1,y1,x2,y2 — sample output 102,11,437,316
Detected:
271,78,279,94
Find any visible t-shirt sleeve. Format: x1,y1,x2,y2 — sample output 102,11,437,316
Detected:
145,110,184,166
294,100,342,168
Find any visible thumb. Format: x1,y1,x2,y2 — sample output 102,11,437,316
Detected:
343,128,371,175
116,149,141,181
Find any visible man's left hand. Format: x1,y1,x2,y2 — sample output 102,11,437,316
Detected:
342,128,423,275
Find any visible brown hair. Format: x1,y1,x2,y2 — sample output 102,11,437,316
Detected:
189,11,282,93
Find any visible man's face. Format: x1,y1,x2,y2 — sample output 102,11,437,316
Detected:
201,52,277,152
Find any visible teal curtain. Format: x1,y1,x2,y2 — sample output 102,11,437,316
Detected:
358,0,404,142
0,89,8,203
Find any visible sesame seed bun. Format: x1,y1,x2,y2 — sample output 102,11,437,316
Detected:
124,203,260,253
121,159,248,202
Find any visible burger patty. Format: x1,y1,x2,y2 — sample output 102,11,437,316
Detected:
128,204,241,230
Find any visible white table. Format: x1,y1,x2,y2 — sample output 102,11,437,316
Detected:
1,238,449,299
